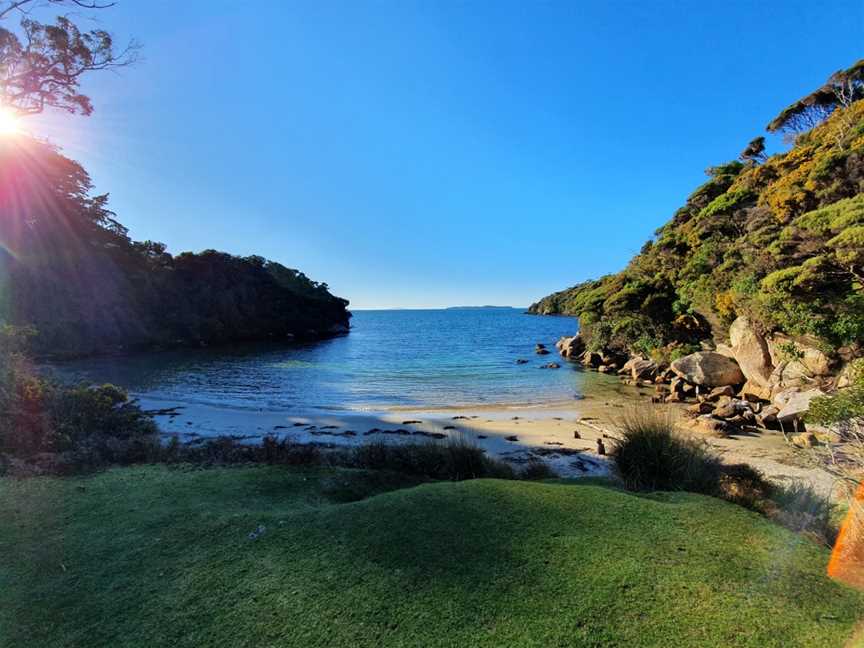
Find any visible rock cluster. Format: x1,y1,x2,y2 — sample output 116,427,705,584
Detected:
551,316,843,439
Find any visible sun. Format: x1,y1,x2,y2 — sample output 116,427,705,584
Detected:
0,107,21,136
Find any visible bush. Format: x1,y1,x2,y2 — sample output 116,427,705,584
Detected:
0,346,159,470
610,410,721,494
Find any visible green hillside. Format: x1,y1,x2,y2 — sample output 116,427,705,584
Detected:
530,62,864,361
1,465,862,647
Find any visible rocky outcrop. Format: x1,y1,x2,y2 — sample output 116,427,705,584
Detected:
555,335,585,359
670,352,745,387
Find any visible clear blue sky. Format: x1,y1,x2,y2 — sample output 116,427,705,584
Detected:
28,0,863,309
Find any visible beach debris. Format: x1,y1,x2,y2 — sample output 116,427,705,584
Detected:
511,416,521,420
402,420,422,425
292,422,306,427
596,439,606,455
505,435,519,442
452,415,469,420
320,425,339,430
273,425,287,430
247,525,267,541
573,430,581,439
477,435,488,439
443,425,456,430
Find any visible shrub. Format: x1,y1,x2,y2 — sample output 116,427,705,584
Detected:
519,460,557,480
610,410,721,494
0,350,159,467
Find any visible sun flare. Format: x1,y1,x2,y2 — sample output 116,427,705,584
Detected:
0,108,21,136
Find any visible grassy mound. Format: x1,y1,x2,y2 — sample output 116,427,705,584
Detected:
1,465,863,647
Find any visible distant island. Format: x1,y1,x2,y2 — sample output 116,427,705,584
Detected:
445,305,522,310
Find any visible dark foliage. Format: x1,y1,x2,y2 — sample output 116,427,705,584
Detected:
0,137,350,356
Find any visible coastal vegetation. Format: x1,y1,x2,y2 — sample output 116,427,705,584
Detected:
0,137,350,357
530,61,864,359
1,464,861,648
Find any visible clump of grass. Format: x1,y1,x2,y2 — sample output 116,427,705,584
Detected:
611,410,721,494
350,436,516,481
519,459,558,480
611,411,839,542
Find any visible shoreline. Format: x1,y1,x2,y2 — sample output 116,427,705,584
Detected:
140,393,841,495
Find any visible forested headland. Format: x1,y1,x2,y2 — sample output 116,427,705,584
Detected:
0,137,350,358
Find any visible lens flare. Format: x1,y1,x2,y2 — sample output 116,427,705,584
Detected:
0,107,21,136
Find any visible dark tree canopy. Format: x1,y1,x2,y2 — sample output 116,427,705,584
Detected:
0,137,350,356
740,136,766,163
0,0,137,116
766,60,864,134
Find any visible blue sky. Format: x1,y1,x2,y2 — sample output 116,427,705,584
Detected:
28,0,863,309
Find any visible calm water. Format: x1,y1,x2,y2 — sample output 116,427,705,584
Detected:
48,308,611,412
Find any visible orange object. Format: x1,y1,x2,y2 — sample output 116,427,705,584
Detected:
829,482,864,590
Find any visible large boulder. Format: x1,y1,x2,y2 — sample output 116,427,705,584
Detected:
774,388,825,425
555,334,585,359
729,316,774,389
670,352,745,387
768,333,836,381
619,356,658,381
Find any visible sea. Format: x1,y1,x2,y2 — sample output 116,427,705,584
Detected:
47,308,621,414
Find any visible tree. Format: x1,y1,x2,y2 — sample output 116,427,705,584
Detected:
739,136,766,164
766,60,864,135
0,0,137,116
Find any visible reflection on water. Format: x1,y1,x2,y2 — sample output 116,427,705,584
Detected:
46,308,626,412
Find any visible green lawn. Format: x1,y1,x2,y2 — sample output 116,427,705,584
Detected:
1,465,862,647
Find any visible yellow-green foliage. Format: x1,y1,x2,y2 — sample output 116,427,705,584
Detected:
530,91,864,353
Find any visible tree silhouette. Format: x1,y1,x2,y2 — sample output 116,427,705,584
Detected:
0,0,137,116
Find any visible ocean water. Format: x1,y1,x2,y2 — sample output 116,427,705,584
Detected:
48,308,618,412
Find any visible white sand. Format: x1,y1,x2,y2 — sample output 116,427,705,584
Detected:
139,389,842,494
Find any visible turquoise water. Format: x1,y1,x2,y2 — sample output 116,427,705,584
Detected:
49,308,604,412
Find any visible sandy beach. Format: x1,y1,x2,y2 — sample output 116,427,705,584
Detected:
141,388,841,496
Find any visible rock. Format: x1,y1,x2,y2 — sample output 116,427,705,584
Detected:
790,432,819,449
535,343,547,350
536,348,551,356
774,389,825,425
573,430,581,439
516,358,529,364
756,405,779,428
556,335,585,359
581,351,602,368
705,385,735,402
670,352,745,387
768,333,835,378
729,316,774,390
713,398,751,419
688,415,731,437
597,364,613,373
739,380,772,402
596,439,606,455
688,401,715,415
629,358,658,381
714,343,735,358
542,362,561,369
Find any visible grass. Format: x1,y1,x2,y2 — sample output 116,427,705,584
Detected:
1,465,863,647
